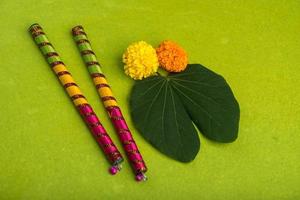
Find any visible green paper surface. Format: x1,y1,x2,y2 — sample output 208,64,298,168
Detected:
0,0,299,199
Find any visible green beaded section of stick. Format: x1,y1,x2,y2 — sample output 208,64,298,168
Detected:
29,24,64,66
72,29,103,74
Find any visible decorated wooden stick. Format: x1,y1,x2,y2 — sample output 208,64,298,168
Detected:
29,23,123,174
72,25,147,181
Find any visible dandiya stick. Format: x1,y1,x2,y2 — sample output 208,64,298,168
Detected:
72,25,147,181
29,23,123,174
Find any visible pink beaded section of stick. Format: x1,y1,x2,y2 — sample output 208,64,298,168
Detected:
29,23,123,175
72,25,147,181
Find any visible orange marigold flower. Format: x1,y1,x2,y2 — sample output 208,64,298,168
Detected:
156,40,188,72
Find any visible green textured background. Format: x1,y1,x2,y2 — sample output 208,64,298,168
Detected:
0,0,299,199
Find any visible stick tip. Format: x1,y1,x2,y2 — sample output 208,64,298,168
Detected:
109,164,122,175
72,25,84,35
28,23,42,33
136,172,147,182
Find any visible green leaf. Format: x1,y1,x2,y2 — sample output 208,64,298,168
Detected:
130,76,200,162
169,64,240,142
130,64,240,162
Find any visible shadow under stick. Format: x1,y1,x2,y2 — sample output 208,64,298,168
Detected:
29,23,123,174
72,25,147,181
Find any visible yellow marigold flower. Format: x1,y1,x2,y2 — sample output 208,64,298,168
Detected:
123,41,159,80
156,40,188,72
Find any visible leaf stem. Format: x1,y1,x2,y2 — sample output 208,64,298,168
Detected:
157,67,169,77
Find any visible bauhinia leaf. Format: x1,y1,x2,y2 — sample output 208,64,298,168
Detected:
169,64,240,142
130,76,200,162
130,64,240,162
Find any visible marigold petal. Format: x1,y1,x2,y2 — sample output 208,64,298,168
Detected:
122,41,159,80
156,40,188,72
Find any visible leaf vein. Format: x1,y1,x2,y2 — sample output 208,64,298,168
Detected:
172,84,221,126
